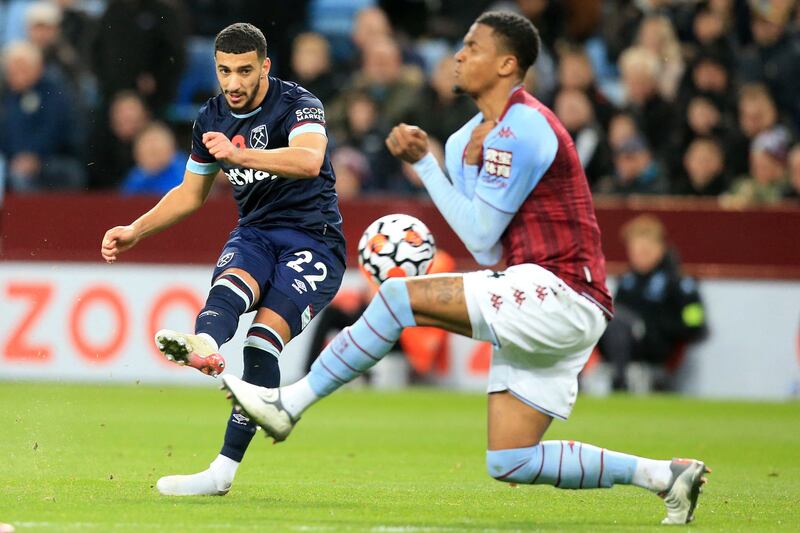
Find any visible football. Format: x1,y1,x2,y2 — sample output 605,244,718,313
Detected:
358,214,436,285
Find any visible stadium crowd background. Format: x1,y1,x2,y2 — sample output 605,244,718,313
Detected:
1,0,799,205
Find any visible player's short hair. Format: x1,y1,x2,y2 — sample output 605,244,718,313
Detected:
215,23,267,59
475,11,540,77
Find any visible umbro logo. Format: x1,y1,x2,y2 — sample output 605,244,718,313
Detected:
292,279,307,294
232,413,250,425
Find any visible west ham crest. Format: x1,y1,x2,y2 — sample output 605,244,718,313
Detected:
250,124,268,149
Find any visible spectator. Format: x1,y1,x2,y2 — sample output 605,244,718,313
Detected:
351,6,393,55
335,37,424,131
689,3,736,66
667,94,734,176
729,83,782,176
350,6,425,73
674,137,729,196
0,40,83,192
405,55,476,146
289,32,338,105
91,0,187,114
786,144,800,200
723,126,792,207
53,0,95,65
87,91,152,190
25,1,81,89
618,46,674,154
607,112,639,151
330,90,404,194
635,15,685,101
330,146,370,200
306,0,375,62
597,214,707,392
677,51,735,114
121,122,185,195
556,44,615,128
738,3,800,130
596,133,668,195
554,87,612,185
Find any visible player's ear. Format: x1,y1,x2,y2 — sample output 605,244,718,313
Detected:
497,54,517,79
262,57,271,78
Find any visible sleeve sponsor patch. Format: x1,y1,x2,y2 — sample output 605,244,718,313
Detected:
481,148,512,187
294,106,325,123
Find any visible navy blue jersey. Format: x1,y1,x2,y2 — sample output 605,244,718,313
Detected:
187,76,343,249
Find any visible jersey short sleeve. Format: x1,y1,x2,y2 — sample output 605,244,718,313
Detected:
284,95,328,143
186,111,220,175
473,106,558,214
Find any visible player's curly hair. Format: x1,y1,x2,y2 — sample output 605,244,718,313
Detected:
475,11,540,77
215,23,267,59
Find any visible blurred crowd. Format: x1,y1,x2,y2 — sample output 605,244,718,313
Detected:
1,0,800,206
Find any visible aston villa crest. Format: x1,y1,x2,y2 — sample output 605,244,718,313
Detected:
250,124,268,149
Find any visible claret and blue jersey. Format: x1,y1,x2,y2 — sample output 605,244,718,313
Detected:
439,86,613,316
187,76,344,248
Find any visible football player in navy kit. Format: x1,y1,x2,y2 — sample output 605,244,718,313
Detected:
100,23,346,496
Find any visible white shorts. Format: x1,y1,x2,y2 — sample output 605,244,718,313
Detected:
462,264,607,420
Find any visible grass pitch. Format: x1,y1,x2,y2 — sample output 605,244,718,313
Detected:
0,383,798,532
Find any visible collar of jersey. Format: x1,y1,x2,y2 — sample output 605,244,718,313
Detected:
230,106,262,119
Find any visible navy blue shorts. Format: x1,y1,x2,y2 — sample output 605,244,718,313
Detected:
212,225,346,337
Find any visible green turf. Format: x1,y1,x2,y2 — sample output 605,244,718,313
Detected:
0,383,798,532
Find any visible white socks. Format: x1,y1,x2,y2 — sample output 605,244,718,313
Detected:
632,458,673,492
280,376,320,418
156,454,239,496
210,454,239,482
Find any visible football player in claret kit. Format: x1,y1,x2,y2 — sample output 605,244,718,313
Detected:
100,23,346,496
222,12,710,525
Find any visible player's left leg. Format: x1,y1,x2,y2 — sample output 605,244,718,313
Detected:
157,227,273,376
219,308,288,463
471,266,709,524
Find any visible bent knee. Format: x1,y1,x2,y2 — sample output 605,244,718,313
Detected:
486,448,534,484
378,277,408,300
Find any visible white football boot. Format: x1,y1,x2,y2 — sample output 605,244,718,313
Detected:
221,375,297,442
660,458,711,525
156,455,238,496
155,329,226,377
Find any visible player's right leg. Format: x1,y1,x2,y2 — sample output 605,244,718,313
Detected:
155,266,258,376
156,228,267,376
221,274,474,441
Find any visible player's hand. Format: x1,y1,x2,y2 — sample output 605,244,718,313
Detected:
203,132,241,164
464,120,496,165
386,124,429,164
101,225,140,263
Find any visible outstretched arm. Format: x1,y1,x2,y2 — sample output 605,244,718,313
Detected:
100,169,216,262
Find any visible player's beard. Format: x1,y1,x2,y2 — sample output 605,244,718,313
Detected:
226,77,262,112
